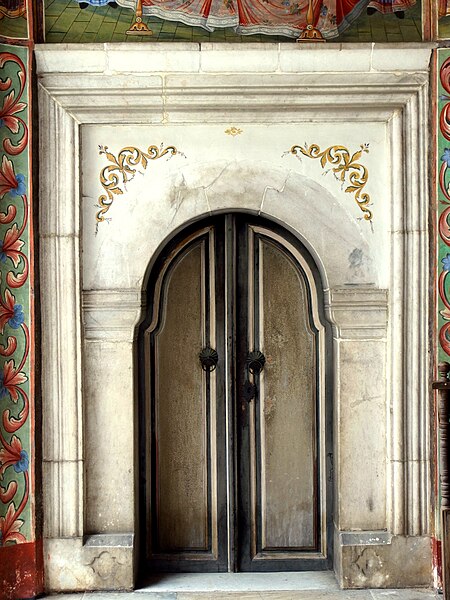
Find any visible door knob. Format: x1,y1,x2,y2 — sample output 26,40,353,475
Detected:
199,347,219,372
247,351,266,375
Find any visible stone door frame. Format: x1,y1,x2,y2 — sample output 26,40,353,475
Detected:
36,43,432,591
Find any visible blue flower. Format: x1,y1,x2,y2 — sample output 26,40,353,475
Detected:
0,371,7,399
8,304,24,329
13,450,29,473
442,149,450,167
0,243,5,264
443,254,450,272
10,174,26,197
320,4,328,16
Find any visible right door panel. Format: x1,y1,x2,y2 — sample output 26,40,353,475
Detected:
237,222,329,571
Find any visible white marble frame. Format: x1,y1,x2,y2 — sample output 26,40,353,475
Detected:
36,43,432,591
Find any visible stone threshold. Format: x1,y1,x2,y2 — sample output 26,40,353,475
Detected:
43,586,437,600
138,572,339,592
41,573,437,597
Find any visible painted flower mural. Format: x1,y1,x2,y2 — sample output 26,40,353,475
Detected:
0,502,26,546
0,435,26,476
0,54,28,156
0,49,30,550
0,156,25,198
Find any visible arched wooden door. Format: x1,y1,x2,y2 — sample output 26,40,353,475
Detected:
138,214,332,574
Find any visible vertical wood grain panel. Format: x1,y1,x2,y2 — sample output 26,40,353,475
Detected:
258,238,317,550
155,243,208,551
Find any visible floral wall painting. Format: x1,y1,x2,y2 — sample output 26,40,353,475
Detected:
44,0,422,43
0,46,32,551
438,51,450,361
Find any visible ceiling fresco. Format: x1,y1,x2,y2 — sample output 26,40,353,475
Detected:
41,0,423,43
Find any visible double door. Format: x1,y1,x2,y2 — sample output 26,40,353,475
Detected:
139,215,330,573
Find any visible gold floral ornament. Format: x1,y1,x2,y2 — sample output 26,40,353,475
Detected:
96,143,182,227
225,127,243,137
288,143,373,222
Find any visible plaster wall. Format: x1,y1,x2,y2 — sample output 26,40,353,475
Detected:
36,43,432,591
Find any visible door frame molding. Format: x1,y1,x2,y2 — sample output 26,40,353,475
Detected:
36,44,431,591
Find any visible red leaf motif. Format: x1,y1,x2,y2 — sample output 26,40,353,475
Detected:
0,435,22,477
6,265,28,288
0,502,26,546
441,57,450,97
2,116,20,135
0,204,17,224
0,336,17,357
1,360,27,403
0,53,28,156
0,91,26,119
0,155,19,199
441,103,450,142
0,77,12,92
0,481,18,504
0,289,16,334
1,224,24,268
441,322,450,357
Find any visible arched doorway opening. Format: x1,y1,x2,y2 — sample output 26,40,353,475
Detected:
138,213,332,574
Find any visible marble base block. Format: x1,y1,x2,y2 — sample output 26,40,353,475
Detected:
335,532,432,589
44,535,135,592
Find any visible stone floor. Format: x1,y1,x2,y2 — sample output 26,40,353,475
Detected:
43,0,422,43
42,573,438,599
42,590,438,599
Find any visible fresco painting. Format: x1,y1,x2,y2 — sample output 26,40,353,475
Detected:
0,0,28,40
44,0,421,42
0,45,32,550
438,52,450,361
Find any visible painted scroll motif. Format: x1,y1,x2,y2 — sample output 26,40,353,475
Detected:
96,143,184,227
0,47,31,546
286,142,373,222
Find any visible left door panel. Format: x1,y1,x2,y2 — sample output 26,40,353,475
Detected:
141,225,228,572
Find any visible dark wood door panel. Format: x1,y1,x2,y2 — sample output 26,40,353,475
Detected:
140,222,228,573
139,214,332,575
236,219,330,572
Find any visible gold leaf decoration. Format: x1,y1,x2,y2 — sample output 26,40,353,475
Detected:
225,127,243,137
96,143,180,226
289,143,372,222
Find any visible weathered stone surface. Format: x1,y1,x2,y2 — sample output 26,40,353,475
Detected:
45,537,134,592
337,535,432,589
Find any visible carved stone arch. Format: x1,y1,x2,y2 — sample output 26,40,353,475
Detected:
136,160,377,294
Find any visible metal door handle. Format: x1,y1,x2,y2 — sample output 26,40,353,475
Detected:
199,347,218,372
247,351,265,375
